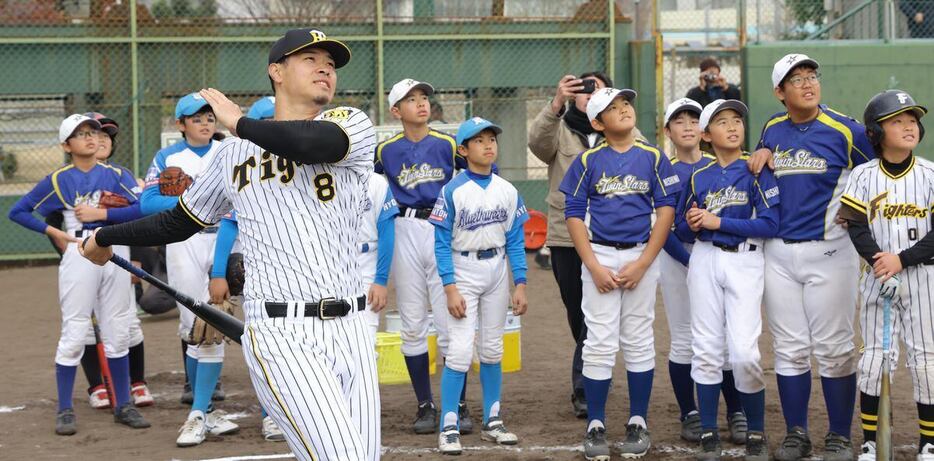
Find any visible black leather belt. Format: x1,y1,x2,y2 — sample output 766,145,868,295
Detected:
591,240,644,250
459,248,499,260
399,206,433,220
73,229,90,238
200,226,219,234
782,238,817,244
265,296,366,319
713,242,758,252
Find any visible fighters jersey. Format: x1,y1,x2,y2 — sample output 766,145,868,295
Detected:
560,141,681,244
375,130,464,209
757,106,874,240
179,106,376,303
10,162,140,233
676,156,781,247
359,171,399,245
141,139,224,215
841,156,934,255
670,153,716,245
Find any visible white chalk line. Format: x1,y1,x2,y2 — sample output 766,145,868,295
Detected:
0,405,25,413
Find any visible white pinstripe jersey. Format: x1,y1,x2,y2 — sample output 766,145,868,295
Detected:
842,156,934,254
178,107,377,304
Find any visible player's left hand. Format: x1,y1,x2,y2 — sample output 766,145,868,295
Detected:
78,229,112,266
368,283,388,313
209,277,230,304
618,258,649,290
512,284,528,315
696,209,721,230
873,252,903,282
74,204,107,223
747,148,774,175
199,88,243,136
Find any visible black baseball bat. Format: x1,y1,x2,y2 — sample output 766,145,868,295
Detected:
109,253,245,344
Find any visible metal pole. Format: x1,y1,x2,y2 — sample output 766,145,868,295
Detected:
376,0,385,124
130,0,140,176
608,0,616,83
739,0,747,47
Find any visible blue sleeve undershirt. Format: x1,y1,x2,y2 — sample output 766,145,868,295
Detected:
374,217,395,286
210,218,239,278
718,206,780,238
8,198,50,234
106,202,143,223
505,224,528,284
434,226,455,286
662,233,691,266
140,185,179,216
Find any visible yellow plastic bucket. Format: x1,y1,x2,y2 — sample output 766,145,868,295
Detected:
378,311,437,384
472,310,521,373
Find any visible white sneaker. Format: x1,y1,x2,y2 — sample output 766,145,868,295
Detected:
206,411,240,436
480,417,518,445
176,412,206,447
262,416,285,442
131,382,154,407
438,425,462,455
858,441,876,461
919,443,934,460
88,385,111,409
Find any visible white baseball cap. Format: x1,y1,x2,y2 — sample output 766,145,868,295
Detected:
699,99,748,131
772,53,820,88
585,87,637,122
388,79,435,107
59,113,102,143
664,98,703,126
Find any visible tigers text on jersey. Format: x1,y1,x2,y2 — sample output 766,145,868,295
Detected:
375,130,463,209
676,155,781,247
559,141,681,244
359,172,399,246
841,156,934,255
670,153,716,244
756,106,874,240
177,106,377,304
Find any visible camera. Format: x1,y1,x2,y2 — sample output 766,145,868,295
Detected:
574,79,596,94
703,73,717,82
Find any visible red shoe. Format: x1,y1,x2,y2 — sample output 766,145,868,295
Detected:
88,385,111,409
131,382,154,407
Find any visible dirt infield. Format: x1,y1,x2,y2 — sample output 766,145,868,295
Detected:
0,258,924,460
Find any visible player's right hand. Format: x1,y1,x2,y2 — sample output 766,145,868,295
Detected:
444,284,467,319
551,75,584,115
368,283,388,313
687,202,704,232
199,88,243,136
78,229,112,266
747,148,774,175
591,265,621,294
45,227,79,254
209,277,230,304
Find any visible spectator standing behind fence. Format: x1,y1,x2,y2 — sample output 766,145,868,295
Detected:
685,57,742,108
900,0,934,38
527,72,644,420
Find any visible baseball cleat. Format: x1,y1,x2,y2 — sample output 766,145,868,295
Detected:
821,432,854,461
413,401,438,434
131,382,154,407
583,426,610,461
438,425,462,455
681,411,703,442
176,412,207,447
55,408,77,436
857,441,876,461
572,391,589,419
458,402,474,434
619,423,651,458
206,410,239,436
480,417,518,445
113,402,151,429
727,411,748,444
919,443,934,461
696,430,722,460
744,431,768,461
774,426,811,460
88,385,111,409
262,416,285,442
180,382,193,404
212,381,226,401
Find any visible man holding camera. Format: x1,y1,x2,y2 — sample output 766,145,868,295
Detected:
528,72,644,419
685,57,741,107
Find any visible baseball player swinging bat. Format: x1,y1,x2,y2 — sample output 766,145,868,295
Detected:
92,313,117,409
108,253,245,344
878,295,894,461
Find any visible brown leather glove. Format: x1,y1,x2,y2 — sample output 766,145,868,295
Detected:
159,166,192,196
98,190,130,209
188,300,235,345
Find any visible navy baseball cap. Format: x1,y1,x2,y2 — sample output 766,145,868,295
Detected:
175,92,211,120
268,28,351,68
246,96,275,120
456,117,503,146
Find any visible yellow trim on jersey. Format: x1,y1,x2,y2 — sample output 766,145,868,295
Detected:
880,155,915,180
816,112,857,168
702,152,717,160
321,119,352,163
247,326,318,461
572,143,606,196
177,197,210,228
635,141,668,195
753,178,771,208
862,413,878,421
427,130,458,164
99,162,139,199
689,161,717,197
764,114,790,131
376,132,404,166
840,194,868,214
33,190,57,210
50,164,76,207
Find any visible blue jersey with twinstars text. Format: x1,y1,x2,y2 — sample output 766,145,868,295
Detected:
675,155,781,247
756,106,874,240
670,153,716,244
560,141,682,244
375,130,464,209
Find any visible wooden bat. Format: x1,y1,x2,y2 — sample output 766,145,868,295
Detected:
878,295,893,461
91,313,116,410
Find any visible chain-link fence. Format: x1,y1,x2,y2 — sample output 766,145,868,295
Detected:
742,0,934,41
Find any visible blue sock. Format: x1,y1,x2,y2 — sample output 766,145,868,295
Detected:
440,366,466,431
107,354,132,409
722,370,743,414
185,355,198,388
404,353,433,404
192,361,223,414
627,369,654,422
668,361,697,417
822,373,856,437
740,389,766,432
55,363,78,412
777,371,811,430
261,407,268,418
583,376,611,427
479,362,502,424
696,382,722,431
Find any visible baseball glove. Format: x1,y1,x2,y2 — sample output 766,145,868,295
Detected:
159,166,192,196
98,190,130,209
226,252,245,297
188,300,235,345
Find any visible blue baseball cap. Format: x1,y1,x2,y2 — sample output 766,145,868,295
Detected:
456,116,503,146
246,96,275,120
175,92,211,120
